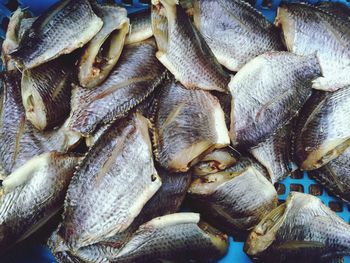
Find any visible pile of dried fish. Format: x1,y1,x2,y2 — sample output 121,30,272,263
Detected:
0,0,350,262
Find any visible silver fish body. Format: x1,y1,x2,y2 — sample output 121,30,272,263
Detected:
111,213,229,263
78,4,129,89
11,0,103,69
0,152,80,252
56,113,161,250
125,10,153,45
294,86,350,170
229,52,321,148
189,157,278,232
193,0,284,71
68,40,166,136
151,0,230,92
276,3,350,91
245,192,350,262
21,56,73,130
153,80,230,172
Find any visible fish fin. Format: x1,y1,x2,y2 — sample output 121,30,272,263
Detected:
275,240,325,250
329,257,344,263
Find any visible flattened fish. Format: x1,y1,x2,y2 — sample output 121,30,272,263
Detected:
11,0,103,69
0,71,80,177
151,0,230,92
0,152,80,252
276,3,350,91
249,123,296,184
294,86,350,170
78,4,129,89
1,8,31,71
245,192,350,263
229,52,321,148
153,81,230,172
189,157,278,232
193,0,284,71
193,147,238,176
111,213,228,262
125,9,153,45
21,56,73,130
68,40,166,136
310,147,350,203
56,113,161,250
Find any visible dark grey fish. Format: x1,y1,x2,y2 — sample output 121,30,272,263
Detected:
11,0,103,69
78,4,129,89
151,0,230,92
153,80,230,172
0,152,80,252
0,71,80,178
310,146,350,203
249,123,296,184
189,157,278,233
68,40,166,137
193,0,284,71
21,56,73,130
229,52,321,148
276,3,350,91
317,2,350,20
111,213,229,263
245,192,350,263
125,9,152,45
294,86,350,170
55,113,161,251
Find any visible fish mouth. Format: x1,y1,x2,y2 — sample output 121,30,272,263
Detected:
244,202,288,256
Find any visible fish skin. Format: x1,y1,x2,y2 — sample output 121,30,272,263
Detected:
21,56,73,131
68,40,166,136
249,123,296,184
151,0,230,92
18,17,36,42
57,113,161,251
193,0,284,72
189,157,278,232
294,86,350,171
11,0,103,69
111,213,229,263
78,4,129,89
276,3,350,91
317,2,350,20
153,80,230,172
310,147,350,203
245,192,350,263
0,151,81,253
125,9,153,45
0,71,81,177
229,51,321,148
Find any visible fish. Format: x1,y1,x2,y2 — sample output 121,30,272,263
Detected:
188,157,278,233
151,0,230,92
294,86,350,170
78,4,129,89
193,147,238,176
317,2,350,20
0,151,81,252
276,3,350,92
192,0,284,72
229,52,321,148
125,9,153,45
10,0,103,69
310,146,350,203
55,112,161,251
111,213,229,262
68,40,166,137
21,56,73,130
245,192,350,263
1,8,31,71
0,71,81,177
249,123,296,184
152,80,230,172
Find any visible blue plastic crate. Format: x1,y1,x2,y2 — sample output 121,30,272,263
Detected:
0,0,350,262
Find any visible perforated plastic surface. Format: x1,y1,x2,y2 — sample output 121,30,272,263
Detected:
0,0,349,262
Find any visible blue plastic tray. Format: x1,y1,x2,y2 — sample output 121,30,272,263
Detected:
0,0,350,262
